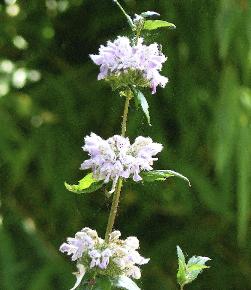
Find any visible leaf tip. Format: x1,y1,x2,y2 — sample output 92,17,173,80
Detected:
64,181,70,190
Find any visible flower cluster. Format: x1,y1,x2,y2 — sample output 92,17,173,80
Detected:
60,227,149,289
90,36,168,94
81,133,163,192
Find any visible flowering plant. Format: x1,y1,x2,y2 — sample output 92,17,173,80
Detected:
80,133,163,193
90,36,168,94
60,228,149,289
60,1,210,289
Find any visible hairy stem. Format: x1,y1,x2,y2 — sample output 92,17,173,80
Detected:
105,178,123,242
121,91,131,137
104,91,131,242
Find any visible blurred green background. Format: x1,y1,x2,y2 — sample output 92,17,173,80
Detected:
1,0,251,289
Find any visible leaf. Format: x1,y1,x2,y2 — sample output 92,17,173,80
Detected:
187,264,209,271
186,256,211,283
176,246,211,287
132,89,151,126
187,256,211,267
93,276,112,290
64,173,103,194
112,276,141,290
177,246,186,265
143,20,176,31
176,246,187,287
141,170,191,186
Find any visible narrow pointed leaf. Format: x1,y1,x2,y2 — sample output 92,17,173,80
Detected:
176,246,187,287
64,173,103,194
133,89,151,126
177,246,186,265
112,276,141,290
143,20,176,30
141,170,191,186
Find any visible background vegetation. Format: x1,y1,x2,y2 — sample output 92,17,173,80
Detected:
0,0,251,289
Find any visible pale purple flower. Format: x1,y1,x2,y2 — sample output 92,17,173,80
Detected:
59,228,97,261
89,248,113,270
89,249,102,268
108,231,150,280
60,227,149,283
90,36,168,94
81,133,163,193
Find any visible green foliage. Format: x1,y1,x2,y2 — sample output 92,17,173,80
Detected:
65,173,104,194
132,89,151,126
0,0,251,289
0,229,19,290
92,276,112,290
80,275,140,290
143,20,176,30
141,170,190,186
177,246,210,289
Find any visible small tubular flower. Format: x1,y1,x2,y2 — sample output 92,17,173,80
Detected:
81,133,163,192
59,228,149,288
90,36,168,94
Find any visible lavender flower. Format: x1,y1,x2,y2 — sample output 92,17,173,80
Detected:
81,133,163,193
59,227,97,261
90,36,168,94
89,248,113,270
59,228,149,288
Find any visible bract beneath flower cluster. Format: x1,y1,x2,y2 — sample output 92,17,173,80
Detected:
90,36,168,94
81,133,163,193
60,228,149,289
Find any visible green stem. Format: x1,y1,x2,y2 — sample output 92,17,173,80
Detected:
180,285,184,290
104,91,131,242
105,178,123,242
121,91,131,137
113,0,134,29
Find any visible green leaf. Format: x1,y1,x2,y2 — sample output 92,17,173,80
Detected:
93,276,112,290
132,89,151,126
64,173,103,194
188,264,209,271
186,256,211,283
177,246,186,265
141,170,191,186
176,246,187,287
176,246,211,287
112,276,140,290
143,20,176,30
187,256,211,267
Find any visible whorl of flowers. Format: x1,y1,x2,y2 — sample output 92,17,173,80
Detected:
90,36,168,94
60,228,149,289
80,133,163,192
